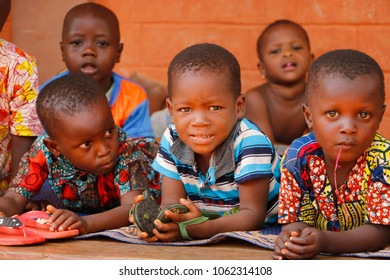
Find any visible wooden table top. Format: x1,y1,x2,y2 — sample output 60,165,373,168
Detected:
0,237,367,260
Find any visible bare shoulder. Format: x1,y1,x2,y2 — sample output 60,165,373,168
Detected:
245,84,268,103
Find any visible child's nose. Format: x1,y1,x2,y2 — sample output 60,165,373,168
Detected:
97,141,111,157
340,118,357,134
191,111,209,126
283,50,293,57
82,43,97,56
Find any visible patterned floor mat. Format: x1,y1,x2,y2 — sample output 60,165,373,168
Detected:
75,225,390,259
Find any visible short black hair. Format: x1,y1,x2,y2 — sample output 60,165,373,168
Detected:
306,49,385,104
167,43,241,98
37,74,108,138
256,19,310,59
62,3,120,42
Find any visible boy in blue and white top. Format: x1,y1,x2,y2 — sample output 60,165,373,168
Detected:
138,43,280,242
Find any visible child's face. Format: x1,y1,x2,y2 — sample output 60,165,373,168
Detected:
60,13,123,91
303,74,385,165
46,99,120,176
167,70,245,158
259,24,312,84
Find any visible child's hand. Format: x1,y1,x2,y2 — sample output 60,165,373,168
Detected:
153,198,202,242
272,230,300,260
46,205,88,235
278,227,325,259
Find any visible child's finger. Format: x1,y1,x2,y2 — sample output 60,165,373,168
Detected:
133,194,144,204
46,204,57,214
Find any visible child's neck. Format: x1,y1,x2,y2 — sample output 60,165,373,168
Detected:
266,80,306,101
195,153,212,176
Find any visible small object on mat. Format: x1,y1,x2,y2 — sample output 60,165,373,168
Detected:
131,190,189,237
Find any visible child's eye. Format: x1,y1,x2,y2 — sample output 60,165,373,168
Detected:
80,141,91,149
358,111,371,120
96,41,109,47
210,105,222,111
105,128,115,137
270,49,280,54
70,40,82,47
292,45,303,51
179,107,191,112
326,111,339,118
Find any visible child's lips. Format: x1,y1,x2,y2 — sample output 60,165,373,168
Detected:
81,63,97,75
189,134,214,145
282,61,297,71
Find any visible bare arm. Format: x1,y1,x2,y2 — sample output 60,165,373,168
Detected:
0,191,29,216
48,190,142,235
10,135,36,178
244,89,275,143
185,177,269,238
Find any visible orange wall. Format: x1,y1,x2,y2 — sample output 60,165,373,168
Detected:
6,0,390,137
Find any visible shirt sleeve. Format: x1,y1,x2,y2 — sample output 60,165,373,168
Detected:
115,138,159,196
152,127,181,180
367,164,390,225
8,49,43,136
277,166,302,224
233,126,275,183
7,141,48,199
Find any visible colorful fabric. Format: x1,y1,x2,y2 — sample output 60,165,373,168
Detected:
8,127,160,214
278,132,390,231
41,71,154,138
0,39,43,194
153,118,280,226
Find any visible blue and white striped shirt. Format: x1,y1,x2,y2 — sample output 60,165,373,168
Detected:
152,118,280,226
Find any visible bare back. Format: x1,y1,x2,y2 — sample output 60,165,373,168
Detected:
245,83,307,145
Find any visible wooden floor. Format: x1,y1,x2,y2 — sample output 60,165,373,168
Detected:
0,237,369,260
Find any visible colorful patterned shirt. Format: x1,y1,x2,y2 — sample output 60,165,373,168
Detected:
8,127,160,214
0,39,43,193
153,118,280,226
278,132,390,231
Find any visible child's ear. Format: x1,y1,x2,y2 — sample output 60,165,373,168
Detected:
116,43,124,63
59,41,66,62
303,104,313,130
166,97,174,124
43,138,61,157
257,60,266,79
236,94,246,118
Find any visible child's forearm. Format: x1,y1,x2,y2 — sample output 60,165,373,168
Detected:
185,210,264,239
83,204,132,234
322,224,390,254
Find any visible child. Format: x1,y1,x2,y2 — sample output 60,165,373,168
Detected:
42,3,154,139
273,49,390,259
134,43,280,242
245,19,313,145
0,74,159,235
0,0,43,195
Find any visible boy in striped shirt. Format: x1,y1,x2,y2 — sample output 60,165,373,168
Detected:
140,43,280,242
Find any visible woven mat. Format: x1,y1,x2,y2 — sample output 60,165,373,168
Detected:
75,225,390,259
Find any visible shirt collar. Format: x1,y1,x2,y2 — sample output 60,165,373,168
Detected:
170,121,241,179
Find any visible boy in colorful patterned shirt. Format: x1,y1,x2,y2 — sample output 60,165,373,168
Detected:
273,49,390,259
0,74,159,235
134,43,280,242
42,2,154,138
0,0,43,195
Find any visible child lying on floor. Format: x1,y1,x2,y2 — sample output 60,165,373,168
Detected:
0,73,159,235
131,43,280,242
273,49,390,259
